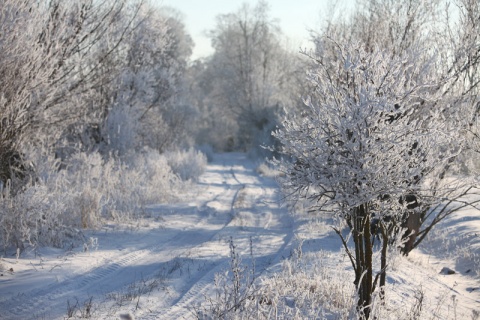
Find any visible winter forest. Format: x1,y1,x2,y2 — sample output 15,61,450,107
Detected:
1,0,480,319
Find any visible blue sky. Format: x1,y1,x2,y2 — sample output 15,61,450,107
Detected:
155,0,353,60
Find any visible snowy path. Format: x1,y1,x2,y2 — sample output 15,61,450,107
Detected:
1,153,480,319
0,153,294,320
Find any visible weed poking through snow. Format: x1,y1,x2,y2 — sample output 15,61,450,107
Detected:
194,237,256,319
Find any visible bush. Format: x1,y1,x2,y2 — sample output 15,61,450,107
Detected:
165,148,207,182
197,144,215,162
256,162,283,178
0,181,78,253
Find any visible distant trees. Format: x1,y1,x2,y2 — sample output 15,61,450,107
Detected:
193,0,304,154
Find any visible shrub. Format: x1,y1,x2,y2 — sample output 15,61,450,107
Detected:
0,147,180,252
165,148,207,182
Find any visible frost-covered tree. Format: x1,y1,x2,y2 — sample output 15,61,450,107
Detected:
316,0,480,171
0,0,195,177
0,0,144,180
322,0,442,54
92,4,195,156
0,0,198,251
307,0,480,258
274,41,472,318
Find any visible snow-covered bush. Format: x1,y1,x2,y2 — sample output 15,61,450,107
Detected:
0,147,180,252
197,144,215,162
0,181,74,253
165,148,207,182
194,238,257,319
250,250,357,320
61,149,180,224
256,162,283,178
197,242,356,319
130,148,181,205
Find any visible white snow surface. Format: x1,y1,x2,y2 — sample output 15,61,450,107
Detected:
0,153,479,319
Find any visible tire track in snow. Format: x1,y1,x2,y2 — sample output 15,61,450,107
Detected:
2,232,187,319
158,167,251,319
158,160,294,320
150,259,229,320
158,230,295,320
158,180,248,319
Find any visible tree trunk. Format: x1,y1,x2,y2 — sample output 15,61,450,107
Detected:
352,204,374,319
402,211,421,255
379,222,388,300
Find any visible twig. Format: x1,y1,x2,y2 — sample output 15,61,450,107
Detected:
50,264,61,272
29,261,38,272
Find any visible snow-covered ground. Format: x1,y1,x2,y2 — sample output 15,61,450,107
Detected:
1,153,479,319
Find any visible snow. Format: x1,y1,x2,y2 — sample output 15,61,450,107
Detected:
0,153,479,319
